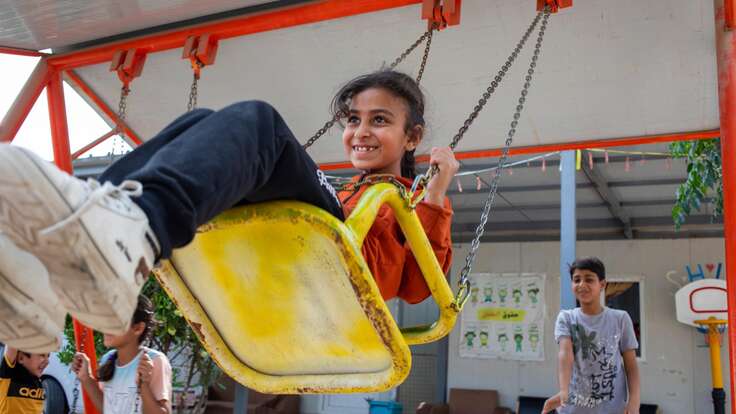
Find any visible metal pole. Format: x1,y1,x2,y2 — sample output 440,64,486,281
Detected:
0,58,51,142
559,150,576,309
714,1,736,411
234,384,248,413
47,70,101,414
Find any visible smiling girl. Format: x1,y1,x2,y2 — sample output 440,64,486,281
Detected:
0,70,459,342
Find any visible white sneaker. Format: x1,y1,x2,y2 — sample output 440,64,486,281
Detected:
0,144,159,335
0,234,64,353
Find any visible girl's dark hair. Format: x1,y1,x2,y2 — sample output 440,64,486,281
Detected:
568,257,606,281
331,70,425,179
97,295,157,382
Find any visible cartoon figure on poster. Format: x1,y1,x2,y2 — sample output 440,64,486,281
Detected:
498,282,509,305
464,329,477,348
483,286,494,303
460,273,546,361
513,325,524,352
528,324,540,352
527,282,540,306
512,287,523,306
480,330,490,348
497,326,510,352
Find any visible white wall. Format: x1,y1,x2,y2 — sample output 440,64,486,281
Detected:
447,238,731,414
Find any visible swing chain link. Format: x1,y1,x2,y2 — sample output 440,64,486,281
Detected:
388,28,434,72
453,7,551,311
415,28,434,84
111,86,131,156
187,61,204,112
70,327,88,414
302,29,435,150
411,7,546,195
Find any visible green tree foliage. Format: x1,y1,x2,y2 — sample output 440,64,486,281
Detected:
669,139,723,228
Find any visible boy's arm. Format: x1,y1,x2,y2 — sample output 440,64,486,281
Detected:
558,337,574,403
2,345,17,366
623,349,640,413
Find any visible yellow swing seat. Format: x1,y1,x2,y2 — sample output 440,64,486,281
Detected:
152,183,459,394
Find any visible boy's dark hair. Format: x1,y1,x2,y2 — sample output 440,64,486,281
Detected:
331,70,425,179
97,295,157,382
569,257,606,280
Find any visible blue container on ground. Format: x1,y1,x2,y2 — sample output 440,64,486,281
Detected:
368,400,403,414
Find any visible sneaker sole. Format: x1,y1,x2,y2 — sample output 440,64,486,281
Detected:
0,147,137,334
0,269,62,353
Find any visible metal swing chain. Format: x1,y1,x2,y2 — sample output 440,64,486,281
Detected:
411,7,547,194
415,28,434,84
187,61,204,112
302,28,435,150
70,328,88,414
452,7,551,310
112,85,131,156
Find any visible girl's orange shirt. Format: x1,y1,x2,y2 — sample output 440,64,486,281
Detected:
338,175,453,304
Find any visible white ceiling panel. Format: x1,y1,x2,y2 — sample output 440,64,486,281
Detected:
0,0,290,50
69,0,719,164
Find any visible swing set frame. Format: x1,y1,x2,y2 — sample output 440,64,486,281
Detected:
1,0,735,412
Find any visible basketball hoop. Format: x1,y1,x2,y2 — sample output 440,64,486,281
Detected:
675,280,728,414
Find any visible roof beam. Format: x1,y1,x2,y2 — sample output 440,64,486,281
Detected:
581,161,633,238
451,215,722,232
452,228,724,243
46,0,423,70
445,178,684,195
451,198,712,214
0,58,52,142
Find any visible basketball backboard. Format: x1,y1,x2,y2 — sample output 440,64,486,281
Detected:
675,279,728,328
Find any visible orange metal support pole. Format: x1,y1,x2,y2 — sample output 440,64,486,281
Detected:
317,129,721,171
714,1,736,412
0,58,52,142
71,129,117,160
47,70,101,414
0,46,45,57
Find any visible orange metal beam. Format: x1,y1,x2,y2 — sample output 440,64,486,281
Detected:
0,58,52,142
71,129,117,160
0,46,45,57
64,70,143,145
47,0,423,71
714,1,736,412
318,129,720,170
48,71,101,414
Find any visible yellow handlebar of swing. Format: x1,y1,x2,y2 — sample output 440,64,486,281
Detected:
345,183,458,345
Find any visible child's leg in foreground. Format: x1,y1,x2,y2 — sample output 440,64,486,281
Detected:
0,100,342,335
102,100,344,258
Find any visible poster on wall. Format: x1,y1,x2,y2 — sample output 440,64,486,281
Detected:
459,273,546,361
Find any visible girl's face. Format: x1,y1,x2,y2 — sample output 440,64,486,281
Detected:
103,321,145,348
342,88,421,175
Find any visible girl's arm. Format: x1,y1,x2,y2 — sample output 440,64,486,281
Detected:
72,353,104,411
623,349,640,414
138,353,172,414
139,385,170,414
558,337,574,404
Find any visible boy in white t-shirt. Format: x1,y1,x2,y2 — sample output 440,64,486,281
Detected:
543,257,640,414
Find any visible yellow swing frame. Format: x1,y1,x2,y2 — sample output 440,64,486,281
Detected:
153,183,459,394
